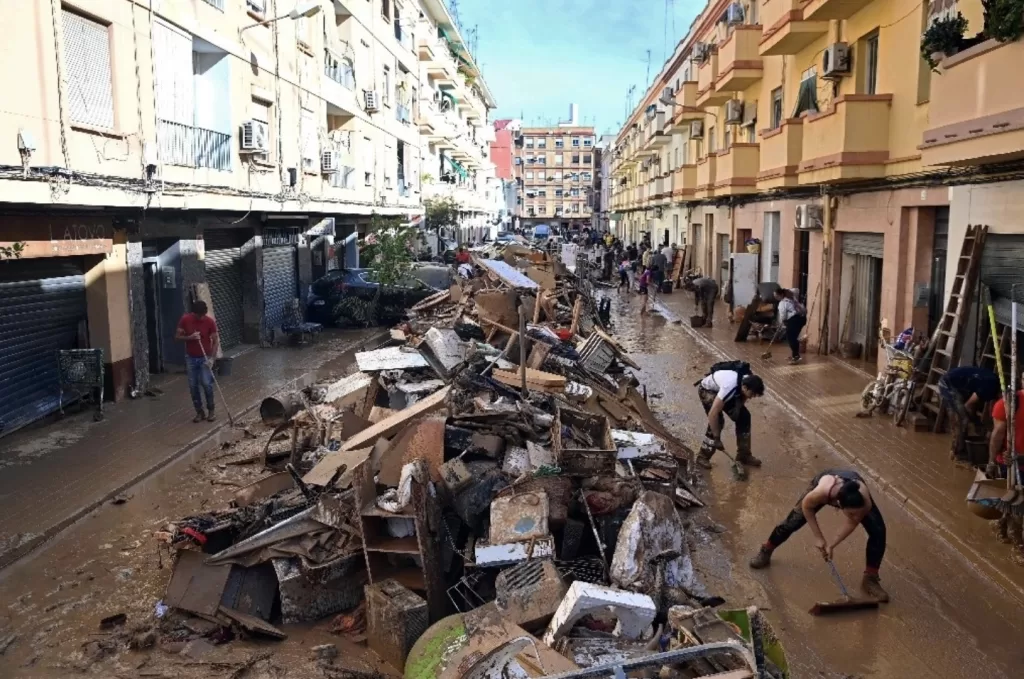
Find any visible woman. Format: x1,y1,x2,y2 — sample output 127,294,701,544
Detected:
775,287,807,363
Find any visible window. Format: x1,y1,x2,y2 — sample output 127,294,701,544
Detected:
708,126,716,153
526,171,534,179
363,136,374,185
248,96,273,161
61,9,115,129
582,172,592,181
525,138,534,148
724,127,732,149
572,137,580,147
325,51,356,89
673,148,680,168
555,189,564,197
539,206,546,215
381,0,391,21
863,30,880,95
793,67,818,117
583,137,593,147
514,157,522,165
300,108,316,171
382,66,391,105
572,172,579,182
397,141,407,193
572,204,580,213
571,154,580,164
296,14,313,47
555,154,563,165
571,188,580,197
555,139,564,148
770,87,783,129
554,171,562,180
537,138,546,148
246,0,266,14
583,154,592,164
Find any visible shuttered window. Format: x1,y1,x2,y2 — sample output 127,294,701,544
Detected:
300,108,317,171
152,21,194,126
61,9,115,129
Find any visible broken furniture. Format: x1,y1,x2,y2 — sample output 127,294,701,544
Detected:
366,579,430,670
554,407,616,476
279,299,323,345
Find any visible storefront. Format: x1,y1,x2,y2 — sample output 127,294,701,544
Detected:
261,226,301,342
202,228,250,351
839,233,885,363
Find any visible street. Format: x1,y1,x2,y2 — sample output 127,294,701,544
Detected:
1,294,1023,677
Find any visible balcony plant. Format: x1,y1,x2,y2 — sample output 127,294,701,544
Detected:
921,12,969,69
983,0,1024,42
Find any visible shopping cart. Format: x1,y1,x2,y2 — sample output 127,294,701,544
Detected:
57,348,105,421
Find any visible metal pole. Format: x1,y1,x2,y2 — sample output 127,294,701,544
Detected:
519,298,528,399
1011,285,1019,488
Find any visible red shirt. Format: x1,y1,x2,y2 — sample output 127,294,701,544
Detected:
992,390,1024,465
455,251,471,264
177,313,218,358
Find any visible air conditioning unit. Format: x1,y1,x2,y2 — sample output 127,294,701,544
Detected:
822,43,851,79
726,2,744,24
240,120,268,152
661,86,674,104
795,204,824,230
693,43,708,63
363,90,381,112
321,149,338,173
725,99,744,124
689,120,704,138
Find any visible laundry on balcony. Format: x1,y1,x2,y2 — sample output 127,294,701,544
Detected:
444,156,469,180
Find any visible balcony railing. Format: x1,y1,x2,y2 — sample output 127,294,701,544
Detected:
201,0,225,9
330,165,357,190
324,50,355,90
158,119,231,171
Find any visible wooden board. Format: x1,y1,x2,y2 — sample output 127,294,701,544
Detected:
303,446,372,487
492,367,566,393
340,386,451,452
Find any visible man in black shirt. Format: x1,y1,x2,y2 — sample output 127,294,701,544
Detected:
939,366,1001,459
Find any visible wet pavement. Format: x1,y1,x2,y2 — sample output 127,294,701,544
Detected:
0,329,384,570
605,288,1024,678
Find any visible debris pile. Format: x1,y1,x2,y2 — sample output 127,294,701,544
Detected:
148,243,788,678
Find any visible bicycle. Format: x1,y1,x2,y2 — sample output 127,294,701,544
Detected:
857,331,915,420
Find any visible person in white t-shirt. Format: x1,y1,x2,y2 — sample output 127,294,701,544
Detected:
695,365,765,469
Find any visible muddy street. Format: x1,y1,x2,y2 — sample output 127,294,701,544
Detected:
604,289,1024,678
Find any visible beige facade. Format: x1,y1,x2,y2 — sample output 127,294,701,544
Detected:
512,126,596,230
0,0,494,435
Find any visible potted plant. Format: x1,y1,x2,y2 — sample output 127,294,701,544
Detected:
983,0,1024,43
921,12,969,69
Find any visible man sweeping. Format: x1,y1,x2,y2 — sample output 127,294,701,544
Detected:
175,300,220,423
696,362,765,469
683,274,720,328
749,469,890,602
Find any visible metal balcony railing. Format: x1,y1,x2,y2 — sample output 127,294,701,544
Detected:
324,50,356,90
158,119,231,171
201,0,225,9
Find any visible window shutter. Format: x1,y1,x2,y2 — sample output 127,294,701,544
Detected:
61,10,115,129
152,20,194,126
300,108,317,169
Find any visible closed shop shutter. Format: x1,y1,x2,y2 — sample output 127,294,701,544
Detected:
849,254,875,347
203,230,248,351
0,258,87,435
842,232,884,258
263,245,297,337
981,234,1024,331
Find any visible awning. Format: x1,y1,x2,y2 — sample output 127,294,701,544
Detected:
441,90,458,107
444,156,468,179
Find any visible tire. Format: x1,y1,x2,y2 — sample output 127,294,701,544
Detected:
892,386,911,426
860,380,881,414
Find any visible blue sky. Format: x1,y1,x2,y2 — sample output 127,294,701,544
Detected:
452,0,701,134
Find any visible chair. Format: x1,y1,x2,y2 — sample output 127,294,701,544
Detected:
281,299,322,345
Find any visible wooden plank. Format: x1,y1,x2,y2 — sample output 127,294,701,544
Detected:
569,298,583,337
340,386,451,452
303,446,372,487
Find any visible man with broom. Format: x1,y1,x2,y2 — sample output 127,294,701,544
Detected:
748,469,890,603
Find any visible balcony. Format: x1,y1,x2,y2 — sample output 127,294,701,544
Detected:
759,0,828,56
802,0,874,21
672,164,697,201
713,144,759,196
757,119,804,189
424,44,457,84
651,112,671,148
695,155,717,199
799,95,892,184
417,99,437,133
921,39,1024,167
715,26,763,93
157,120,231,171
323,50,361,116
671,82,704,130
696,53,731,108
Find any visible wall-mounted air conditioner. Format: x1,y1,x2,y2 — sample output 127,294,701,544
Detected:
725,2,744,25
725,99,744,124
795,204,824,230
321,149,338,173
822,43,851,79
363,90,381,112
240,120,268,152
689,120,704,138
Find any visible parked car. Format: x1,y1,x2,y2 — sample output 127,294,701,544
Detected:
306,265,452,326
495,231,515,244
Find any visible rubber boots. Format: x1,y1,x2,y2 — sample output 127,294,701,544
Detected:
749,545,773,569
735,432,763,467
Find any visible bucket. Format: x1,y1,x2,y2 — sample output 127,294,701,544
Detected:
216,356,234,377
690,315,706,328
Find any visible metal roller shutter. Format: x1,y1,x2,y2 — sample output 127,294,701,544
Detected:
203,230,248,351
0,258,87,435
849,254,875,347
981,234,1024,331
263,245,297,338
842,232,884,258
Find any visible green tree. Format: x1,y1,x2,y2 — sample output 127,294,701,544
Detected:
0,242,25,260
333,213,416,327
425,196,462,232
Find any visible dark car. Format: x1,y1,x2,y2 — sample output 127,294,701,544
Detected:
307,265,451,326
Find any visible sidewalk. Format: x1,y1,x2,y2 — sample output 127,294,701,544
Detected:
653,292,1024,598
0,328,384,569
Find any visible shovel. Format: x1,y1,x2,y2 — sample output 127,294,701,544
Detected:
809,559,880,616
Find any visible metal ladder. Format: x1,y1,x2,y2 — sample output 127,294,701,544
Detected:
919,223,989,432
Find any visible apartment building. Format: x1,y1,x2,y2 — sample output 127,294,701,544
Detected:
610,0,1024,372
594,134,617,234
513,125,597,231
0,0,493,436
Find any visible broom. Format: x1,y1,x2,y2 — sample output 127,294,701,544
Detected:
809,559,880,615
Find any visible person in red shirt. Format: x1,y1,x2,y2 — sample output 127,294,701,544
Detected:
175,301,220,422
455,247,471,265
988,388,1024,478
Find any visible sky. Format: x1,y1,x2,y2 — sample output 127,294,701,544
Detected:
450,0,701,135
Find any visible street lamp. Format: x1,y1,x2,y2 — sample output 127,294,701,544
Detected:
240,1,322,32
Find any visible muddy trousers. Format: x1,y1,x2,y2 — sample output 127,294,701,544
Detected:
766,497,887,571
698,387,752,457
186,356,215,415
696,286,718,325
938,378,970,459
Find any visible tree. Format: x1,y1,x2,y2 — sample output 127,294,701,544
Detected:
333,213,416,327
0,242,25,260
425,196,462,234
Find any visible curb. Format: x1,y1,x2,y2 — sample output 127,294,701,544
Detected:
0,330,389,572
653,301,1024,604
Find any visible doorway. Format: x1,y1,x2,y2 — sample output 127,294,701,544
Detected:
691,223,703,275
143,261,163,374
762,211,780,283
704,213,715,275
797,230,810,302
717,233,731,291
928,207,949,334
